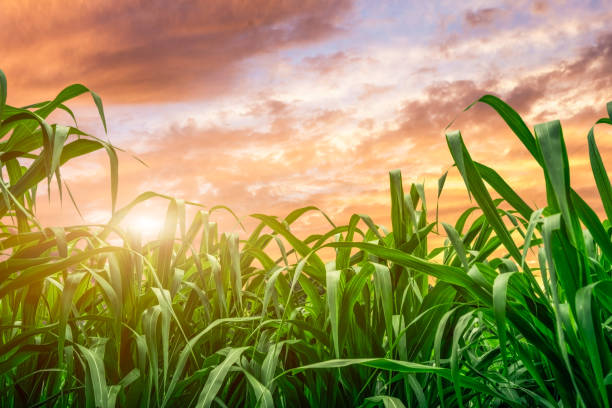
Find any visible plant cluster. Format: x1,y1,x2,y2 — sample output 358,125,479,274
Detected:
0,69,610,407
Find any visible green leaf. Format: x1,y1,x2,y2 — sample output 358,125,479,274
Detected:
372,263,394,347
442,223,468,269
575,281,612,407
326,269,341,358
474,94,540,163
77,343,111,408
365,395,406,408
390,170,407,247
534,120,580,246
588,124,612,224
446,130,521,262
196,347,249,408
493,271,516,375
242,368,274,408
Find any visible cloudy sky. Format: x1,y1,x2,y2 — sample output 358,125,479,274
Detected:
2,0,612,236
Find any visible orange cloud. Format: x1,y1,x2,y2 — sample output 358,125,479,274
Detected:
1,0,354,104
7,3,612,244
464,7,506,28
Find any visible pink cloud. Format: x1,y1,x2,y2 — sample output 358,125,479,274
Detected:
2,0,355,104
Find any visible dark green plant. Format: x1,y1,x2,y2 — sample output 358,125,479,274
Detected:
0,68,610,407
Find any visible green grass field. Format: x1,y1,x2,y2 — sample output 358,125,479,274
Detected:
0,69,611,407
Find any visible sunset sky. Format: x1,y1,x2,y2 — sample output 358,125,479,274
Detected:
2,0,612,236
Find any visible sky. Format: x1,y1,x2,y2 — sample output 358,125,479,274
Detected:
2,0,612,237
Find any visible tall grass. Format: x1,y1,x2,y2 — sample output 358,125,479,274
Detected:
0,68,610,407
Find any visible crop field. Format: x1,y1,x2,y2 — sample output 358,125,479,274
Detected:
0,69,611,407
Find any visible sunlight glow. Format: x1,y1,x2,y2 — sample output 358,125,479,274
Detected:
125,215,164,239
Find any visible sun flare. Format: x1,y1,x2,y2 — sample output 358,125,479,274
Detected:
124,214,164,239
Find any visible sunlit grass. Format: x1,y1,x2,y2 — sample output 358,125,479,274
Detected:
0,68,610,407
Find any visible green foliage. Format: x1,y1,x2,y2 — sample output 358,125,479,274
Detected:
0,69,610,407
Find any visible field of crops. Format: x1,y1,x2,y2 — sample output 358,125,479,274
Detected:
0,69,611,407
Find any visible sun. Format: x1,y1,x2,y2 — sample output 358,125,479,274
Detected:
124,214,164,239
